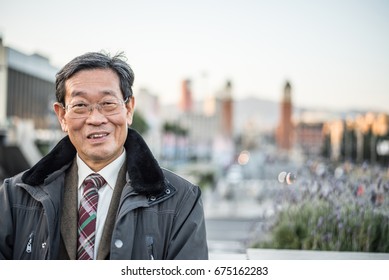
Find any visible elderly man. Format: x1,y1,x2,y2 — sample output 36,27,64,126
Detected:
0,51,208,260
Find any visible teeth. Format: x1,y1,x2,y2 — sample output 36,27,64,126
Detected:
89,133,107,139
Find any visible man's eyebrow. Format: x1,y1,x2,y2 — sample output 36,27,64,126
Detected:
70,90,117,98
100,90,118,97
70,90,86,98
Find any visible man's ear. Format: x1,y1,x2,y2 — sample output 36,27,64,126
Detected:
53,102,68,132
126,96,135,126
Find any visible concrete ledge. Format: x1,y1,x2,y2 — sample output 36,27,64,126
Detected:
209,253,247,260
208,249,389,260
247,248,389,260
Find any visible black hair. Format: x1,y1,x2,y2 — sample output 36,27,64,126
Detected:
55,51,134,105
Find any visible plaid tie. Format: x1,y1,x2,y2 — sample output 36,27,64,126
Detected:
77,173,106,260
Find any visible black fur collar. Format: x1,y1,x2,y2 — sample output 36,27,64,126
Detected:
21,128,165,196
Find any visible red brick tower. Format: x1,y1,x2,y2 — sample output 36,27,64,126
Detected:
179,79,192,113
222,81,233,137
220,80,233,138
276,81,294,150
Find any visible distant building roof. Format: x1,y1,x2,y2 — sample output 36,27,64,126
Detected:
7,47,58,82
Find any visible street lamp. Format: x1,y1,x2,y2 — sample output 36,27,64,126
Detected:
355,114,371,163
345,117,354,161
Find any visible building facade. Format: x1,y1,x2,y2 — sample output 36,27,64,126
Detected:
0,39,60,179
0,38,58,130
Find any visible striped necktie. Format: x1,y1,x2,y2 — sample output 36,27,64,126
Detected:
77,173,106,260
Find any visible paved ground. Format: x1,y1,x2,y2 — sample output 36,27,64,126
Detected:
202,186,271,259
202,184,275,219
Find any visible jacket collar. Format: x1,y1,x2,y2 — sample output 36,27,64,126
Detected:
21,128,165,196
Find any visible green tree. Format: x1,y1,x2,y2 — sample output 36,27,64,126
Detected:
131,111,149,135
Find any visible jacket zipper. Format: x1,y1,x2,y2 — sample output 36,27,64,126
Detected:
146,236,155,260
26,232,34,254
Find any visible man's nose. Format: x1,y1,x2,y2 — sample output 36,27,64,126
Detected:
86,105,107,122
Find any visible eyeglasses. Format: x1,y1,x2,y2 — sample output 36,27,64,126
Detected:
63,98,128,119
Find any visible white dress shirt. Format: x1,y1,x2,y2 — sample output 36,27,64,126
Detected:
77,150,126,259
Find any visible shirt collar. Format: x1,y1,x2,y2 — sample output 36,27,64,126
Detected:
77,150,126,190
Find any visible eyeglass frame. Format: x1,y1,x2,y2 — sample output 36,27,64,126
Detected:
61,97,130,119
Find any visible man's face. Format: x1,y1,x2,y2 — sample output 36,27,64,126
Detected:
54,68,135,171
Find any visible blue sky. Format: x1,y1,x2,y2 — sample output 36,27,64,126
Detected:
0,0,388,112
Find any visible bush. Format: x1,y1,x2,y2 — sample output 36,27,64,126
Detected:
253,200,389,252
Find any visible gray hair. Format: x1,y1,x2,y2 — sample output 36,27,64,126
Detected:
55,51,134,105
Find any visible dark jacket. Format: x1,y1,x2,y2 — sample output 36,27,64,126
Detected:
0,128,208,260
